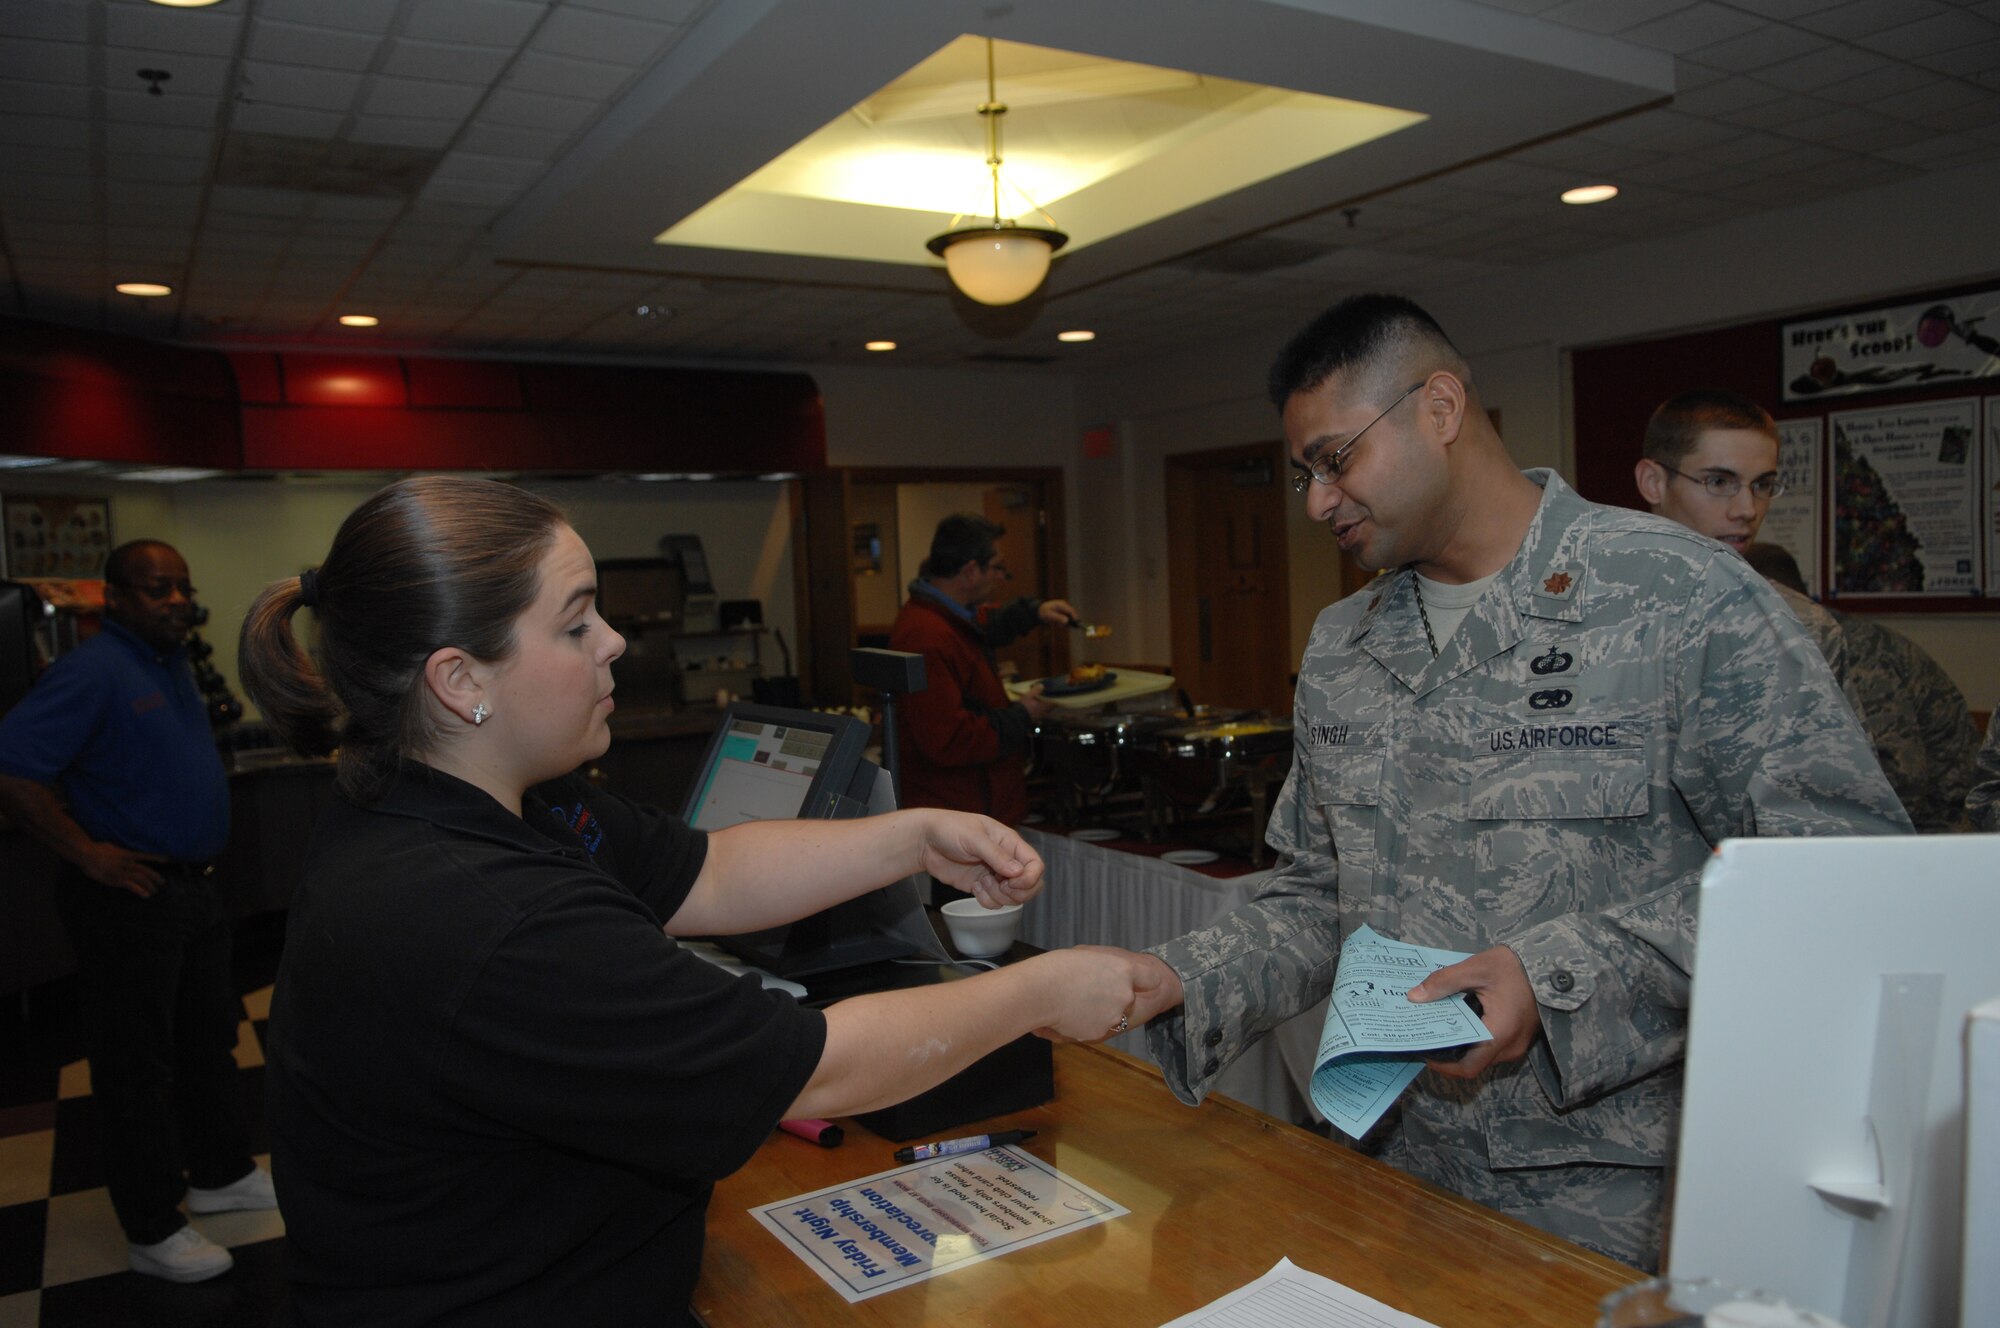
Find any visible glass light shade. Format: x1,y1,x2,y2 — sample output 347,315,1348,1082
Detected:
927,226,1067,306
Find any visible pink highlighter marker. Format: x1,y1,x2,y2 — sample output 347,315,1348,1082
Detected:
779,1118,844,1148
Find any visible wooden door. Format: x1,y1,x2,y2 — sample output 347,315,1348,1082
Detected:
1165,444,1293,715
981,482,1064,684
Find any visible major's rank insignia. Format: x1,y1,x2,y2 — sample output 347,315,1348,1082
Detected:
1543,571,1573,596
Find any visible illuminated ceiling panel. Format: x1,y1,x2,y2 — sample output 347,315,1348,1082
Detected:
656,35,1426,267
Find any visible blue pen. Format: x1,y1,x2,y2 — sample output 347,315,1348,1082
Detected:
894,1129,1037,1163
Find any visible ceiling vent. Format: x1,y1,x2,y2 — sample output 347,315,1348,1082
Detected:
1170,236,1335,274
217,132,440,198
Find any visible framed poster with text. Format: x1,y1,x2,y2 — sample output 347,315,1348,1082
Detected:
1830,399,1979,598
1764,418,1822,597
1987,397,1999,597
2,494,113,579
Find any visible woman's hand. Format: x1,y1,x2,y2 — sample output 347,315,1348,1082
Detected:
1026,948,1141,1042
918,810,1045,908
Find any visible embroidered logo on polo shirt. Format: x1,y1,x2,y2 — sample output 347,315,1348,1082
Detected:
547,802,605,855
131,691,167,715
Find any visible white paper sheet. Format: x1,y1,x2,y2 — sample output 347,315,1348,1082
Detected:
1158,1257,1442,1328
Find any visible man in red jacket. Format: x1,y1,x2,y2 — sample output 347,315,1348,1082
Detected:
888,514,1077,826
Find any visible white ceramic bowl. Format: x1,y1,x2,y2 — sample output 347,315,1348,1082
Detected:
939,899,1024,958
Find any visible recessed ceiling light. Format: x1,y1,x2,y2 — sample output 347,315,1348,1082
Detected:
338,314,380,327
864,340,897,352
115,282,173,297
120,467,228,484
148,0,225,7
1561,184,1619,205
633,304,672,320
1057,330,1096,343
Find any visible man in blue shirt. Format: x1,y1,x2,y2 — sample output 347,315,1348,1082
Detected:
0,540,273,1283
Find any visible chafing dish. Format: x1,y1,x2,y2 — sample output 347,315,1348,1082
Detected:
1030,708,1183,828
1138,717,1293,865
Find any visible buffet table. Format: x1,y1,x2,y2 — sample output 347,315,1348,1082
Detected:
694,1042,1641,1327
1015,826,1326,1124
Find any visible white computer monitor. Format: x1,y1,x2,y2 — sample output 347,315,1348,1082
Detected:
1671,834,2000,1328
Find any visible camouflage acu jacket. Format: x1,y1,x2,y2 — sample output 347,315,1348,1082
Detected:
1147,470,1910,1175
1829,611,1979,833
1965,710,2000,833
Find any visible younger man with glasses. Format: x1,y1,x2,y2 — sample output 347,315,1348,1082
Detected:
1634,390,1891,805
0,540,273,1283
1105,295,1907,1271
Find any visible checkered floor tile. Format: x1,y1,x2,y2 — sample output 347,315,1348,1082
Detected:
0,917,289,1327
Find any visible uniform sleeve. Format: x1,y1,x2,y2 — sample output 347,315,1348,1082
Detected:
1906,651,1979,833
1965,710,2000,833
0,652,107,786
1502,559,1911,1108
439,887,826,1182
978,597,1042,650
1144,722,1341,1105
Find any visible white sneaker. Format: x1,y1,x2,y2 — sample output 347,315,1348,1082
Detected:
130,1225,234,1283
187,1165,278,1215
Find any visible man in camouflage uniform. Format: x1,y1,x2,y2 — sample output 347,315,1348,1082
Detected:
1115,296,1910,1271
1633,390,1874,744
1745,542,1979,833
1968,710,2000,832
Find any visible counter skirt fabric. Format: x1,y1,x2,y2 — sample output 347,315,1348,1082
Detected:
268,763,826,1327
887,590,1041,824
1144,470,1911,1271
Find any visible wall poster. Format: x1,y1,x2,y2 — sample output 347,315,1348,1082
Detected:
2,494,113,578
1830,399,1979,597
1764,418,1823,597
1782,286,2000,403
1987,396,2000,597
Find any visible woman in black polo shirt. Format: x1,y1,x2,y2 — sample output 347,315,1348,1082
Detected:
238,477,1140,1327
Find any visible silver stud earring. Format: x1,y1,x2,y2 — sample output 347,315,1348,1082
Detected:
472,703,489,726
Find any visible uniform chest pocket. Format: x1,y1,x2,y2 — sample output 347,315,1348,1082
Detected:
1466,750,1648,820
1311,748,1384,806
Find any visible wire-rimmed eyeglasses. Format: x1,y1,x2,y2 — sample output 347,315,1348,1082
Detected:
1657,462,1787,501
1289,381,1426,494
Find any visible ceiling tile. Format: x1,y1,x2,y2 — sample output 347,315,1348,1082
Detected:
1715,0,1827,16
309,193,404,220
242,61,363,113
105,123,214,159
107,88,222,127
0,77,90,118
0,4,91,42
108,154,209,186
504,51,631,99
361,74,486,120
530,7,676,65
1796,0,1951,39
258,0,406,37
348,114,462,149
1670,77,1785,117
229,103,348,138
0,40,91,85
1915,36,2000,74
1817,61,1941,102
402,0,547,50
1876,131,1991,162
1686,23,1829,71
0,116,89,149
1620,4,1766,54
433,152,543,187
477,87,599,133
1722,93,1838,129
105,6,245,59
1863,9,2000,57
1755,43,1887,91
418,176,519,208
246,20,385,72
454,120,572,160
1868,77,1988,118
380,38,516,86
567,0,708,19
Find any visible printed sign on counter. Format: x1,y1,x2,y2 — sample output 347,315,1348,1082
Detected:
750,1146,1127,1303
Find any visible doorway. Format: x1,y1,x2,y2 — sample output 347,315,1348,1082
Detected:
801,467,1067,704
1163,443,1294,715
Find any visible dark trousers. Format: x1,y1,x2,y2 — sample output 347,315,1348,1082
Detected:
55,865,254,1245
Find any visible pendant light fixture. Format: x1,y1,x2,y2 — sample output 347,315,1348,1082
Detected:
925,39,1068,306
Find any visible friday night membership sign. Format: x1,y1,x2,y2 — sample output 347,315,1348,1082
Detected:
751,1146,1127,1303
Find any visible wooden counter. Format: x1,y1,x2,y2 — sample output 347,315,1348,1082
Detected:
695,1043,1641,1327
